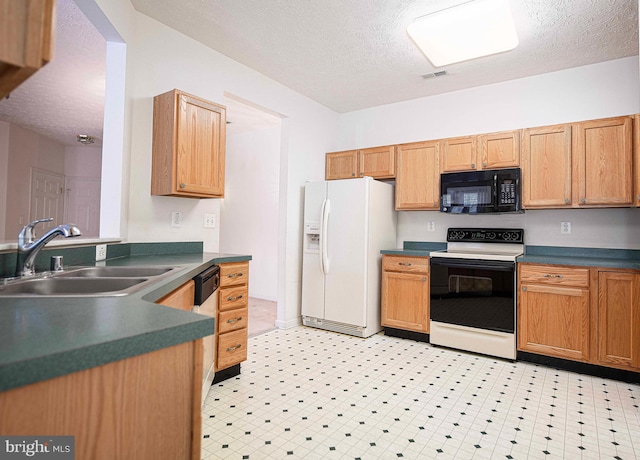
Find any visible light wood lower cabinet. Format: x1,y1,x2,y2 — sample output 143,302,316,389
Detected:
518,264,590,362
0,341,203,460
519,263,640,374
156,279,195,310
597,270,640,370
381,255,430,333
216,261,250,371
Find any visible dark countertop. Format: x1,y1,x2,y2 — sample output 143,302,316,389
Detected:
518,246,640,270
382,243,640,269
0,252,251,392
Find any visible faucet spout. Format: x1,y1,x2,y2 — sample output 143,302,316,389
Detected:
16,219,82,277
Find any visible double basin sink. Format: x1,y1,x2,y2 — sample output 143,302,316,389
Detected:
0,266,179,297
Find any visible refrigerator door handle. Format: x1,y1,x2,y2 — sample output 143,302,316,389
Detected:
320,198,330,274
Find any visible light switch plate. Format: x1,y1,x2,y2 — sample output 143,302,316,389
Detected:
427,221,436,232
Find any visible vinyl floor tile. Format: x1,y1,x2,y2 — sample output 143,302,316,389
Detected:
202,326,640,459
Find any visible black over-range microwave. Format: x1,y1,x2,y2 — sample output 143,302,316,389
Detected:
440,167,522,214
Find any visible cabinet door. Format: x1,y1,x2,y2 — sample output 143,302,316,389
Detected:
359,146,396,179
156,280,195,311
326,150,358,180
381,270,429,333
479,130,520,169
395,141,440,210
634,114,640,207
0,0,55,99
518,284,590,361
521,124,572,208
574,116,633,206
441,136,477,172
176,93,226,196
597,271,640,370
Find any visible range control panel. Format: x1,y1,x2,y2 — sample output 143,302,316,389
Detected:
446,228,524,243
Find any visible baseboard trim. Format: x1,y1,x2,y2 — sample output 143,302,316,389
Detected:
275,317,302,330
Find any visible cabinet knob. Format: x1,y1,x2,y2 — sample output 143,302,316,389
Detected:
422,277,426,282
179,183,186,189
637,195,640,200
482,162,487,167
471,163,476,169
565,198,570,204
522,286,527,292
580,197,586,204
351,173,355,176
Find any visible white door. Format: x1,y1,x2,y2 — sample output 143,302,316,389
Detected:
301,181,327,319
30,169,64,233
65,177,101,237
324,179,369,327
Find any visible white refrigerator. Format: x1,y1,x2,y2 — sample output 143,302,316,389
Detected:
301,177,397,338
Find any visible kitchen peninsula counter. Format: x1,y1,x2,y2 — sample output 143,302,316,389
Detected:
0,251,251,392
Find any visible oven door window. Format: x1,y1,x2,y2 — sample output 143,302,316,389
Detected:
430,258,515,333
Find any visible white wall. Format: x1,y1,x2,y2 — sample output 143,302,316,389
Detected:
221,121,281,301
338,57,640,250
64,145,102,178
94,0,340,328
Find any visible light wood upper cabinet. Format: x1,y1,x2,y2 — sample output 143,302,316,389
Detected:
518,264,590,362
395,140,440,210
597,270,640,371
152,89,226,198
634,114,640,206
326,150,358,180
381,255,430,333
359,145,396,178
441,136,477,172
326,146,396,180
479,130,520,169
0,0,55,99
522,124,572,208
574,116,633,207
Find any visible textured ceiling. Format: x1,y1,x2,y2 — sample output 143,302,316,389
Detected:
0,0,106,147
0,0,637,149
129,0,639,113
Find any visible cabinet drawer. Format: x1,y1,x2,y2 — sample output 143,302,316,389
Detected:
218,307,249,334
520,264,589,288
219,285,248,311
383,255,429,273
219,262,249,287
217,328,248,370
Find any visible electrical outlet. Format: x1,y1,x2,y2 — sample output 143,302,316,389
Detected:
171,211,182,228
560,221,571,234
204,213,216,228
427,221,436,232
96,244,107,261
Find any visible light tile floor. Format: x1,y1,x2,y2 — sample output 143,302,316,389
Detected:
202,327,640,459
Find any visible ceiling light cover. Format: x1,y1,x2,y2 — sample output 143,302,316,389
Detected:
407,0,519,67
76,134,95,145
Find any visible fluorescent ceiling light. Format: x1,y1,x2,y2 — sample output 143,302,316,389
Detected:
407,0,519,67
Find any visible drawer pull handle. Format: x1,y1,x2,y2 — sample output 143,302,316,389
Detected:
543,274,564,279
398,262,412,266
227,344,243,352
227,273,244,278
226,294,244,301
227,317,243,324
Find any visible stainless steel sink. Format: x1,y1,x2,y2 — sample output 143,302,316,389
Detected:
0,266,181,297
0,277,149,296
56,266,176,278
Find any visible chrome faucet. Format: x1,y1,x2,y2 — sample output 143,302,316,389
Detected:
16,218,82,277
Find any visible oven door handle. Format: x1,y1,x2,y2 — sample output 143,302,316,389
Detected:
430,257,515,271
